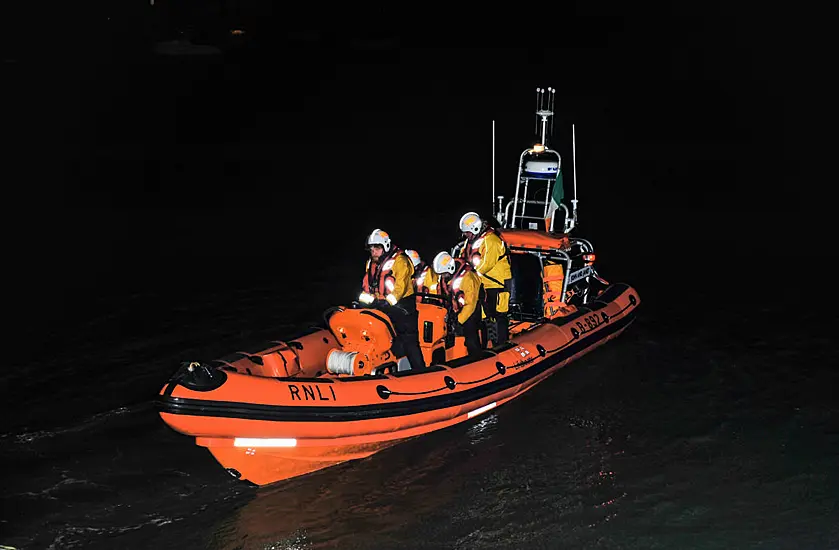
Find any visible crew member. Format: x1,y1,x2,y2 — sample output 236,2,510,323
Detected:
431,250,484,356
359,229,426,371
455,211,512,346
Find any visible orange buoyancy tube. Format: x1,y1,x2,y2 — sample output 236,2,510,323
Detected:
157,283,641,486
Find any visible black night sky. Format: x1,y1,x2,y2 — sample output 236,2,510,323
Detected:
10,8,827,333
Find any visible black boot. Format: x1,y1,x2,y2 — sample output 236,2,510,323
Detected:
496,313,509,345
484,317,497,348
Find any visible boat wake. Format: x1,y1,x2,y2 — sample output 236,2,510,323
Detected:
2,405,135,444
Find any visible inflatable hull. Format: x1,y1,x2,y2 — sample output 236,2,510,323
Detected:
157,283,639,485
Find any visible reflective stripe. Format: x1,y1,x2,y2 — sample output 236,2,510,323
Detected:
234,438,297,448
359,292,375,304
386,294,398,306
467,402,497,419
362,248,402,298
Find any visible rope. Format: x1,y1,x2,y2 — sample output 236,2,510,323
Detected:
327,349,357,375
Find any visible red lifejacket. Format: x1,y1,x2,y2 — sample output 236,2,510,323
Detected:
414,263,431,293
362,247,403,299
440,259,474,314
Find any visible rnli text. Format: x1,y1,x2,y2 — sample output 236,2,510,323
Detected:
288,384,337,401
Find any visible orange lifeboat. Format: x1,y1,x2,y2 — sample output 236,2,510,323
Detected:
156,87,641,486
156,272,639,486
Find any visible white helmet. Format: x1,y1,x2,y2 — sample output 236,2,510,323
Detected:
366,228,391,253
404,249,421,268
432,251,456,275
459,211,482,236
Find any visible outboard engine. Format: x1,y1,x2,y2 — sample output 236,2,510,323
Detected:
325,307,397,376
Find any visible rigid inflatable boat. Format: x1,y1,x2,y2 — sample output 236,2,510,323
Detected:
157,88,641,486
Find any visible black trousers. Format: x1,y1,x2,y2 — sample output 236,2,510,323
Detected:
456,304,483,357
483,287,510,346
381,296,426,371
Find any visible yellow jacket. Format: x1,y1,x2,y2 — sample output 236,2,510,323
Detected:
466,231,511,290
386,252,416,303
427,266,482,324
363,250,415,305
452,270,482,324
415,266,440,294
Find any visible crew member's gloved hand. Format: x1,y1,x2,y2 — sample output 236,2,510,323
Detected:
357,292,376,306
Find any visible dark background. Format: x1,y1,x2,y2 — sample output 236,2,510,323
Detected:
5,3,828,366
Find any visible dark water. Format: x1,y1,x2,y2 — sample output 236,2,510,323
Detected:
5,17,837,550
3,232,837,549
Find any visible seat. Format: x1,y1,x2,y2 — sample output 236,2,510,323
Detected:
508,252,544,321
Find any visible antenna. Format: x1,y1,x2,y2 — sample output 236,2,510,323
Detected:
548,86,555,138
492,119,495,216
535,87,554,147
534,88,540,136
571,123,578,227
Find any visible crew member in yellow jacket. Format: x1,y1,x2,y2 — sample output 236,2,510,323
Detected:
358,229,426,371
431,251,484,356
405,249,440,295
455,211,512,346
